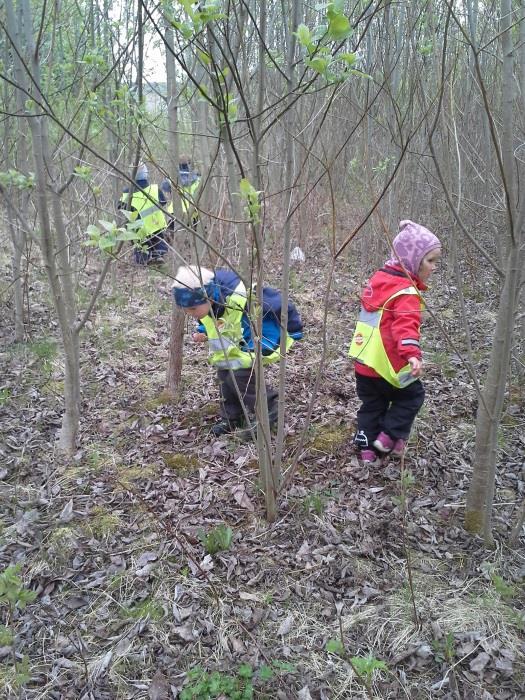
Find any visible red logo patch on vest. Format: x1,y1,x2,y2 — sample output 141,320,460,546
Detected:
355,333,364,346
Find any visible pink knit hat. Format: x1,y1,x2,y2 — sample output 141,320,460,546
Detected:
385,220,441,276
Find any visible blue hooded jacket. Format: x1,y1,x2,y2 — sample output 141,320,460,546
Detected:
199,269,303,354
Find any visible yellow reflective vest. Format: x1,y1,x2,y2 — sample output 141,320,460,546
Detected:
200,281,295,370
180,179,199,215
128,185,166,237
348,287,423,388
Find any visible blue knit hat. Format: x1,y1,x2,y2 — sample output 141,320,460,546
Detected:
173,282,216,308
136,163,149,181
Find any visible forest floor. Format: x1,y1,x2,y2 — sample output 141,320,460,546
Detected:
1,240,524,700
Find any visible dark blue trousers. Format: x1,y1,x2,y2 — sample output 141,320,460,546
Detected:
217,368,278,423
134,231,168,264
354,373,425,449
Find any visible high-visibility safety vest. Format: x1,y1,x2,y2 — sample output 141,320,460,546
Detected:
129,185,166,237
164,182,198,218
180,180,199,214
348,287,424,388
199,281,296,370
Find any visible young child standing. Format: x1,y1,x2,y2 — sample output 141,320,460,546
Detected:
348,220,441,463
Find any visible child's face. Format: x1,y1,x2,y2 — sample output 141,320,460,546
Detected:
418,248,441,283
182,302,211,319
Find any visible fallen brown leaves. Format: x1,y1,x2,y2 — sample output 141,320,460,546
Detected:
0,253,523,700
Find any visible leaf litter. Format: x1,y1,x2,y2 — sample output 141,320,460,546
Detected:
0,248,524,699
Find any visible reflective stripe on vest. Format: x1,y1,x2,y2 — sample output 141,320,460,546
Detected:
200,281,296,369
130,185,166,236
348,286,423,388
200,281,252,370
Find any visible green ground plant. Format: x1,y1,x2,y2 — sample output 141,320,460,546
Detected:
0,565,36,689
491,573,518,601
326,639,388,698
121,597,165,621
199,525,233,555
180,663,253,700
27,338,57,375
302,492,325,515
432,632,456,664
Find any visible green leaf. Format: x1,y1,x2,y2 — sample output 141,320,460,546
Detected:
199,524,233,554
86,224,100,237
98,219,116,232
116,230,141,242
347,69,372,80
295,23,312,47
307,57,330,75
340,52,357,66
171,18,194,40
227,99,238,122
326,638,345,655
99,238,116,250
239,178,254,197
351,655,388,677
197,49,211,65
327,13,351,41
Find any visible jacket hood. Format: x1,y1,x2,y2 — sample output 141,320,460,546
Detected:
361,266,426,311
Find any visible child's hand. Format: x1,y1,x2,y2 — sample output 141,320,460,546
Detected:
408,356,423,377
192,332,207,343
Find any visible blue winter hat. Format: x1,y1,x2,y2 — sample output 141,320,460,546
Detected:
173,282,215,308
136,163,149,182
160,178,171,194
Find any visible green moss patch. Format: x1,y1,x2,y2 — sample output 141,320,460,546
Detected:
310,425,352,454
162,452,200,475
85,507,122,538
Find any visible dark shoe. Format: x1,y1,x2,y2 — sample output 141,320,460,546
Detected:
237,424,258,442
237,418,277,442
210,419,242,436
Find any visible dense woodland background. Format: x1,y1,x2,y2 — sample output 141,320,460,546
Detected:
0,0,524,698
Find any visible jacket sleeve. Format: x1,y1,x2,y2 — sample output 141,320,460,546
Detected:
391,294,422,361
287,300,303,338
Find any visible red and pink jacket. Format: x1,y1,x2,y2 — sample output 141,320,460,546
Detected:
354,265,426,379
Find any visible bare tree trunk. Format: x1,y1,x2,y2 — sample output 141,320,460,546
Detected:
164,21,187,395
252,0,276,522
274,0,302,473
206,11,249,278
465,0,523,542
2,4,28,342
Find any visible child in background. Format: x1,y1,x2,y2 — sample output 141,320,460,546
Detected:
172,265,303,437
348,220,441,463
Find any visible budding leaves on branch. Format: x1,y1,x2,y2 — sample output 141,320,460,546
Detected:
238,178,261,224
168,0,225,38
293,2,368,83
85,218,143,252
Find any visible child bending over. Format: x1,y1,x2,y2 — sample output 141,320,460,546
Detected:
172,265,303,437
